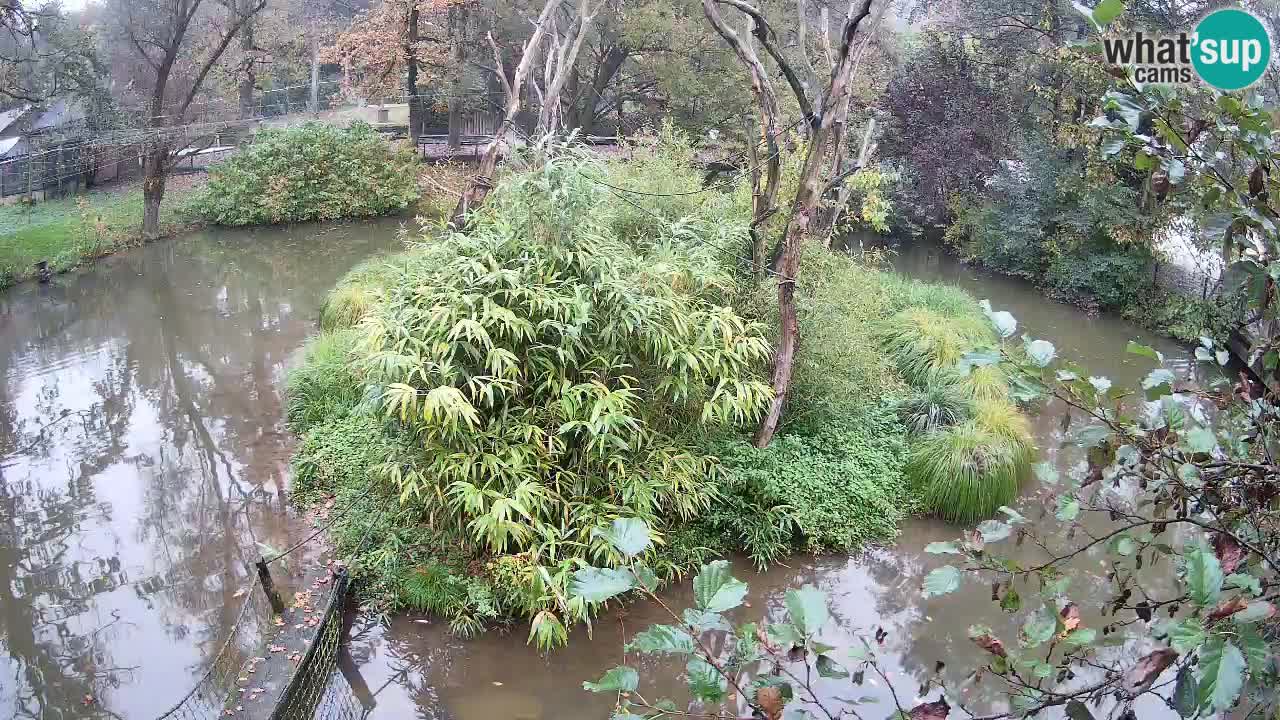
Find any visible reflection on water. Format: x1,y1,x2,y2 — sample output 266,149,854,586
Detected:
346,237,1208,720
0,219,405,719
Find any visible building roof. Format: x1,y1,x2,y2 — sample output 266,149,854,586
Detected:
0,137,20,158
30,99,84,131
0,105,32,135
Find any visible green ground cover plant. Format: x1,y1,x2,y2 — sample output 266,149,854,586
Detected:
0,185,196,288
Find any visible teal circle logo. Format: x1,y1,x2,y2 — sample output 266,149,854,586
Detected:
1192,9,1272,91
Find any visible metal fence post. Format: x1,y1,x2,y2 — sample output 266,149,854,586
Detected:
255,557,286,614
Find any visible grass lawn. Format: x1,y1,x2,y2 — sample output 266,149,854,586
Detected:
0,180,200,289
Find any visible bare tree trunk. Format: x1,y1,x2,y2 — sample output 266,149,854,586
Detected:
536,0,597,136
309,43,321,114
406,3,423,139
447,3,468,150
142,146,169,240
451,1,566,228
704,0,878,447
238,10,255,118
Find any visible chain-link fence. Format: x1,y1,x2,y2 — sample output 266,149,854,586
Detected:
266,570,374,720
154,578,277,720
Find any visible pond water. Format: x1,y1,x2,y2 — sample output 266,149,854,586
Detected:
0,225,1208,720
0,218,407,719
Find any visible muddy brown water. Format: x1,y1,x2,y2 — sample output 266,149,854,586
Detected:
0,227,1210,719
0,218,407,719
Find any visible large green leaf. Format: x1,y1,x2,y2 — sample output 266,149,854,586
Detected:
1126,341,1164,363
977,520,1011,543
627,625,695,655
596,517,651,559
692,560,748,613
785,585,831,635
1166,618,1205,653
584,665,639,693
686,658,728,703
1142,368,1176,400
1197,638,1245,713
922,566,961,598
1020,609,1056,648
1024,339,1057,367
570,567,635,603
1183,542,1223,607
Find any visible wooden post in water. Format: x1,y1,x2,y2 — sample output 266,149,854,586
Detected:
255,558,286,614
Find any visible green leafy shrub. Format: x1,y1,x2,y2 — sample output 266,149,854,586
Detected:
286,150,774,639
706,405,912,562
1122,288,1238,344
1044,242,1155,309
190,122,419,225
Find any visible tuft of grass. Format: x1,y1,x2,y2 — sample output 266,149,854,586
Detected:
879,307,994,386
320,283,380,331
284,329,365,432
906,418,1031,524
961,364,1012,403
897,380,974,435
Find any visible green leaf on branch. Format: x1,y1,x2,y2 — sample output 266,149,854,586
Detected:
683,608,730,632
1184,542,1223,607
584,665,639,693
1173,668,1197,718
1127,341,1164,363
1020,609,1057,648
693,560,748,613
1062,628,1097,648
1056,495,1081,521
1165,618,1205,653
595,517,651,559
1066,700,1097,720
1197,638,1245,713
922,566,962,598
1034,462,1060,485
1142,368,1176,399
686,658,728,703
570,567,635,603
627,625,695,655
1225,573,1262,597
784,585,831,635
977,520,1012,543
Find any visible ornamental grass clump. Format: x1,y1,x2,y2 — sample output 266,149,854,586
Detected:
905,419,1030,524
879,307,994,385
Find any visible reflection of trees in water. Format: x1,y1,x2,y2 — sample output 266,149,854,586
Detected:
0,223,403,718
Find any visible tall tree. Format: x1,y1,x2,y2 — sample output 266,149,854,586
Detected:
703,0,884,447
110,0,267,239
